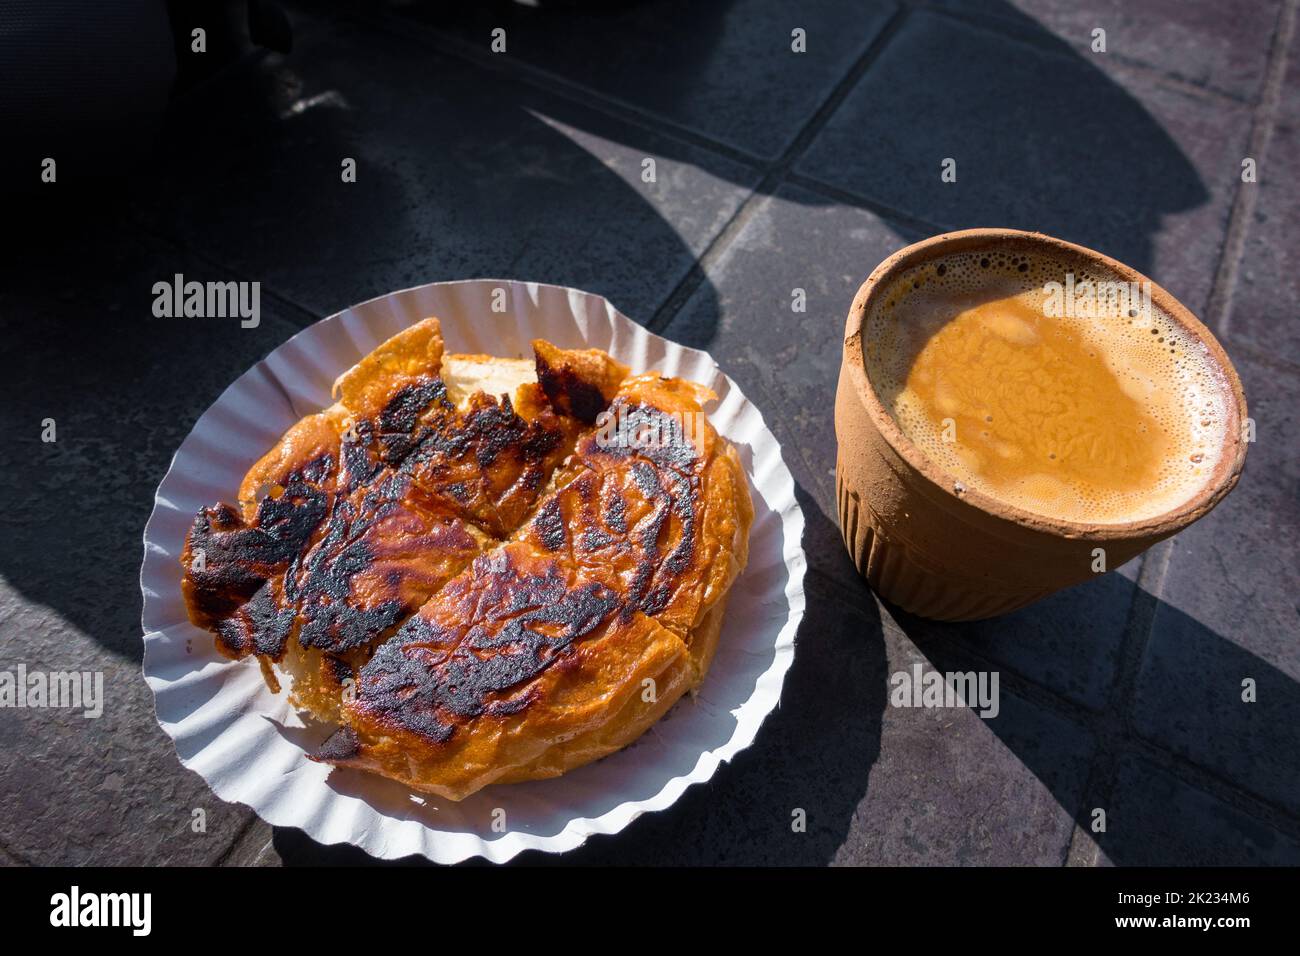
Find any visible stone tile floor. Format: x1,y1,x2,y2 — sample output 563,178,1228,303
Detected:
0,0,1296,866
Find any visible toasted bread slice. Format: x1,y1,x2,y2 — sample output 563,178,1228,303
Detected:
317,541,695,800
534,339,629,423
183,319,750,801
181,324,634,689
318,369,753,799
333,318,445,421
516,373,751,653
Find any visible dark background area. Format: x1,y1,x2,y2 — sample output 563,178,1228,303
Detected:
0,0,1296,866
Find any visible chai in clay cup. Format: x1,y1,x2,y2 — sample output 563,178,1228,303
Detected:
834,228,1249,621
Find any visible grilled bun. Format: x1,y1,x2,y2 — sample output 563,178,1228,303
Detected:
181,318,751,800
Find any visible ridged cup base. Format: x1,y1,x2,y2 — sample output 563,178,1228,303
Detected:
836,468,1049,622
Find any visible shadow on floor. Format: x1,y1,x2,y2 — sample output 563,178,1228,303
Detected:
0,0,1227,866
385,0,1207,277
896,585,1300,865
0,0,734,658
261,483,889,865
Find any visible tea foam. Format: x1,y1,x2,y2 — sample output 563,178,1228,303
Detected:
863,249,1231,524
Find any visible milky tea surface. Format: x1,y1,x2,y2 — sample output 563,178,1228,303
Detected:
863,250,1230,523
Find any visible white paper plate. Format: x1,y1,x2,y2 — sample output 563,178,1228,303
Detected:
140,280,805,863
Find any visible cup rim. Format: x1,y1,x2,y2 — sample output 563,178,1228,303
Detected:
843,228,1250,541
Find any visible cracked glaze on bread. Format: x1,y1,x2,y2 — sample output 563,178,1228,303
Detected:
181,318,752,799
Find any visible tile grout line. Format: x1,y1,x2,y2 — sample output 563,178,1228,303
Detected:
1054,0,1297,848
1061,731,1300,862
813,549,1300,843
636,7,917,501
1226,335,1300,377
311,0,925,335
130,217,327,327
168,1,1248,333
877,556,1270,868
351,5,770,171
341,0,1253,182
922,1,1260,110
1205,0,1297,338
946,589,1300,845
1058,540,1175,863
161,0,1281,339
1058,510,1300,857
645,6,915,334
1061,545,1163,865
319,0,1245,286
1124,730,1300,839
782,172,949,236
143,3,1299,854
214,811,263,866
1117,538,1176,714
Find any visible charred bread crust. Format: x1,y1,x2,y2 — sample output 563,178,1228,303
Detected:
533,339,629,424
515,373,751,643
319,371,753,799
181,319,752,800
180,322,603,665
320,542,694,799
333,318,446,422
391,388,575,538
